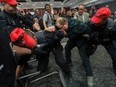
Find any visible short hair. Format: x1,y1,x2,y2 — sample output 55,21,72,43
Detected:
44,4,51,10
56,17,67,25
78,4,85,9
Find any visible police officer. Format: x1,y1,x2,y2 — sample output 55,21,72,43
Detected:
88,7,116,75
55,17,93,87
35,28,71,74
0,0,46,78
0,30,16,87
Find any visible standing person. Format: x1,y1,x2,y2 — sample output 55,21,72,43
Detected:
0,30,17,87
71,8,77,18
88,7,116,75
0,0,45,79
89,6,97,18
55,17,93,87
73,5,90,23
43,4,54,30
42,4,72,78
65,5,90,66
111,11,116,22
66,11,72,19
33,8,40,20
53,11,59,23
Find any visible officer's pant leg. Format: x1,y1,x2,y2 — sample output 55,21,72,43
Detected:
53,43,70,73
36,53,49,72
102,41,116,69
65,40,76,64
78,43,93,76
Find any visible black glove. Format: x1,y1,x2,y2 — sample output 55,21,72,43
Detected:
31,44,48,55
36,43,48,50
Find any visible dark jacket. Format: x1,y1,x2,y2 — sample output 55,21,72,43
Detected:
0,10,34,35
67,19,91,47
87,18,116,44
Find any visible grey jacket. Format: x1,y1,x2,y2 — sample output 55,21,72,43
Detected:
73,12,90,22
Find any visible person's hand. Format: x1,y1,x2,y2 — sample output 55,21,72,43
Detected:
31,44,48,55
45,26,56,32
82,34,89,37
82,34,90,40
114,19,116,22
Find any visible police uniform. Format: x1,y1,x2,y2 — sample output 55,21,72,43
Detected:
89,7,116,75
88,18,116,74
35,30,70,73
0,30,16,87
0,10,34,65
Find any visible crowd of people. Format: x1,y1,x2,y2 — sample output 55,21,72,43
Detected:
0,0,116,87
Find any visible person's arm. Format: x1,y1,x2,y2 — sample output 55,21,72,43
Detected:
19,14,40,31
45,26,56,32
62,29,68,37
13,44,48,56
73,12,78,19
13,45,31,56
43,14,48,30
43,21,47,30
114,19,116,22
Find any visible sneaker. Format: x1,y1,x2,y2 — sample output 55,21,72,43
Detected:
87,76,93,87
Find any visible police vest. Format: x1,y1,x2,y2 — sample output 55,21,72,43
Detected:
0,11,24,35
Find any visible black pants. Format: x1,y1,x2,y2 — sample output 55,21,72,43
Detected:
65,40,77,64
37,43,70,73
65,40,93,76
101,41,116,69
